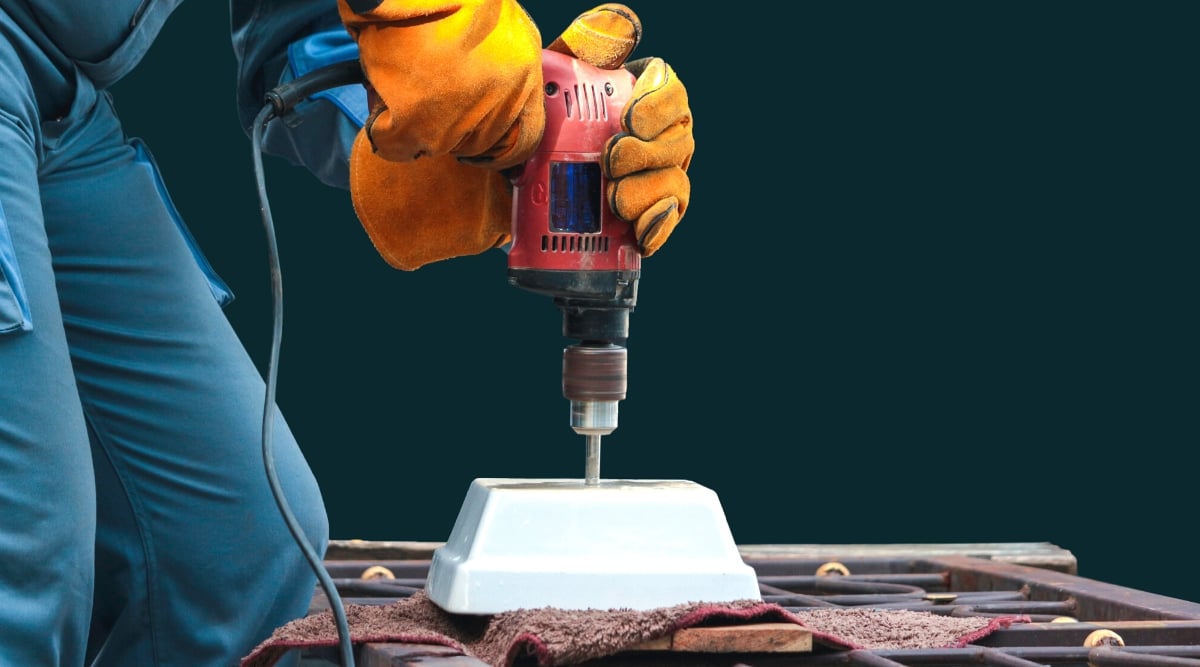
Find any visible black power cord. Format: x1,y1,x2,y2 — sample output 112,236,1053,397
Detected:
250,59,365,667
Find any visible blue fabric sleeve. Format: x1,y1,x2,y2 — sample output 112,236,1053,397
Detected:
231,0,366,190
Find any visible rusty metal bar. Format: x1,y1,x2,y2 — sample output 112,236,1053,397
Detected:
834,652,909,666
925,556,1200,621
979,620,1200,647
733,543,1077,574
324,560,431,580
868,648,1050,665
758,574,950,590
1088,645,1200,666
328,579,423,599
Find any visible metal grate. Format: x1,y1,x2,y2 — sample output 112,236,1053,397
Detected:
300,542,1200,666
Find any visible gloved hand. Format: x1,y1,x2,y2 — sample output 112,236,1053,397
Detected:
337,0,545,169
601,56,693,256
336,0,542,271
338,2,692,270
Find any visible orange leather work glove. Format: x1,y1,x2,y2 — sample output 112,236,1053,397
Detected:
337,0,544,271
602,56,694,256
340,2,690,270
337,0,545,169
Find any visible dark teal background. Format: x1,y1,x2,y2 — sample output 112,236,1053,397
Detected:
110,3,1195,602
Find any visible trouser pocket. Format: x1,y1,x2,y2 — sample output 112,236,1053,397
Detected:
0,200,32,334
129,137,235,307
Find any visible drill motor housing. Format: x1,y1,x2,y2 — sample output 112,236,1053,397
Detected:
508,49,640,344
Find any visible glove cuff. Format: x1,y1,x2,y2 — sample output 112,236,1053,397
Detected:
349,133,512,271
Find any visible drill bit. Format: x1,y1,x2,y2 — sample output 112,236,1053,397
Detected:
585,434,602,485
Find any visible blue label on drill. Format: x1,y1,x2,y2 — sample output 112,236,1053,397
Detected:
549,162,602,234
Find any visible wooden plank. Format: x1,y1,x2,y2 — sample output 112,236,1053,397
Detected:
629,623,812,654
673,623,812,653
359,642,490,667
630,636,672,651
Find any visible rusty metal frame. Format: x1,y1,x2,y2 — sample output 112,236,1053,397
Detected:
299,542,1200,666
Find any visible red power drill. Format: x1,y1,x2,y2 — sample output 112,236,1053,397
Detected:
507,50,639,485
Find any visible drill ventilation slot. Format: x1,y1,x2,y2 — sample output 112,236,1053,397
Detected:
541,234,611,254
562,84,609,122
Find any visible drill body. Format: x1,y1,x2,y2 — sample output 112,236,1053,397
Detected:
508,49,639,483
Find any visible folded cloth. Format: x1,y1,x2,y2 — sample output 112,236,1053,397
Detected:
240,591,1028,667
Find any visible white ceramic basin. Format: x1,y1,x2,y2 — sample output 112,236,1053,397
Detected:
425,478,762,614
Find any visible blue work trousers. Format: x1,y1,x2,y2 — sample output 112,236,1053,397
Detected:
0,11,328,667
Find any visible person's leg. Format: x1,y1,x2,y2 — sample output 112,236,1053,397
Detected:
0,31,96,667
40,82,329,666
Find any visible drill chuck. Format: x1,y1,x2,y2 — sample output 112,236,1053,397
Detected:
563,343,627,436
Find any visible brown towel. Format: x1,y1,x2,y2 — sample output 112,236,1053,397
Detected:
240,591,1026,667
